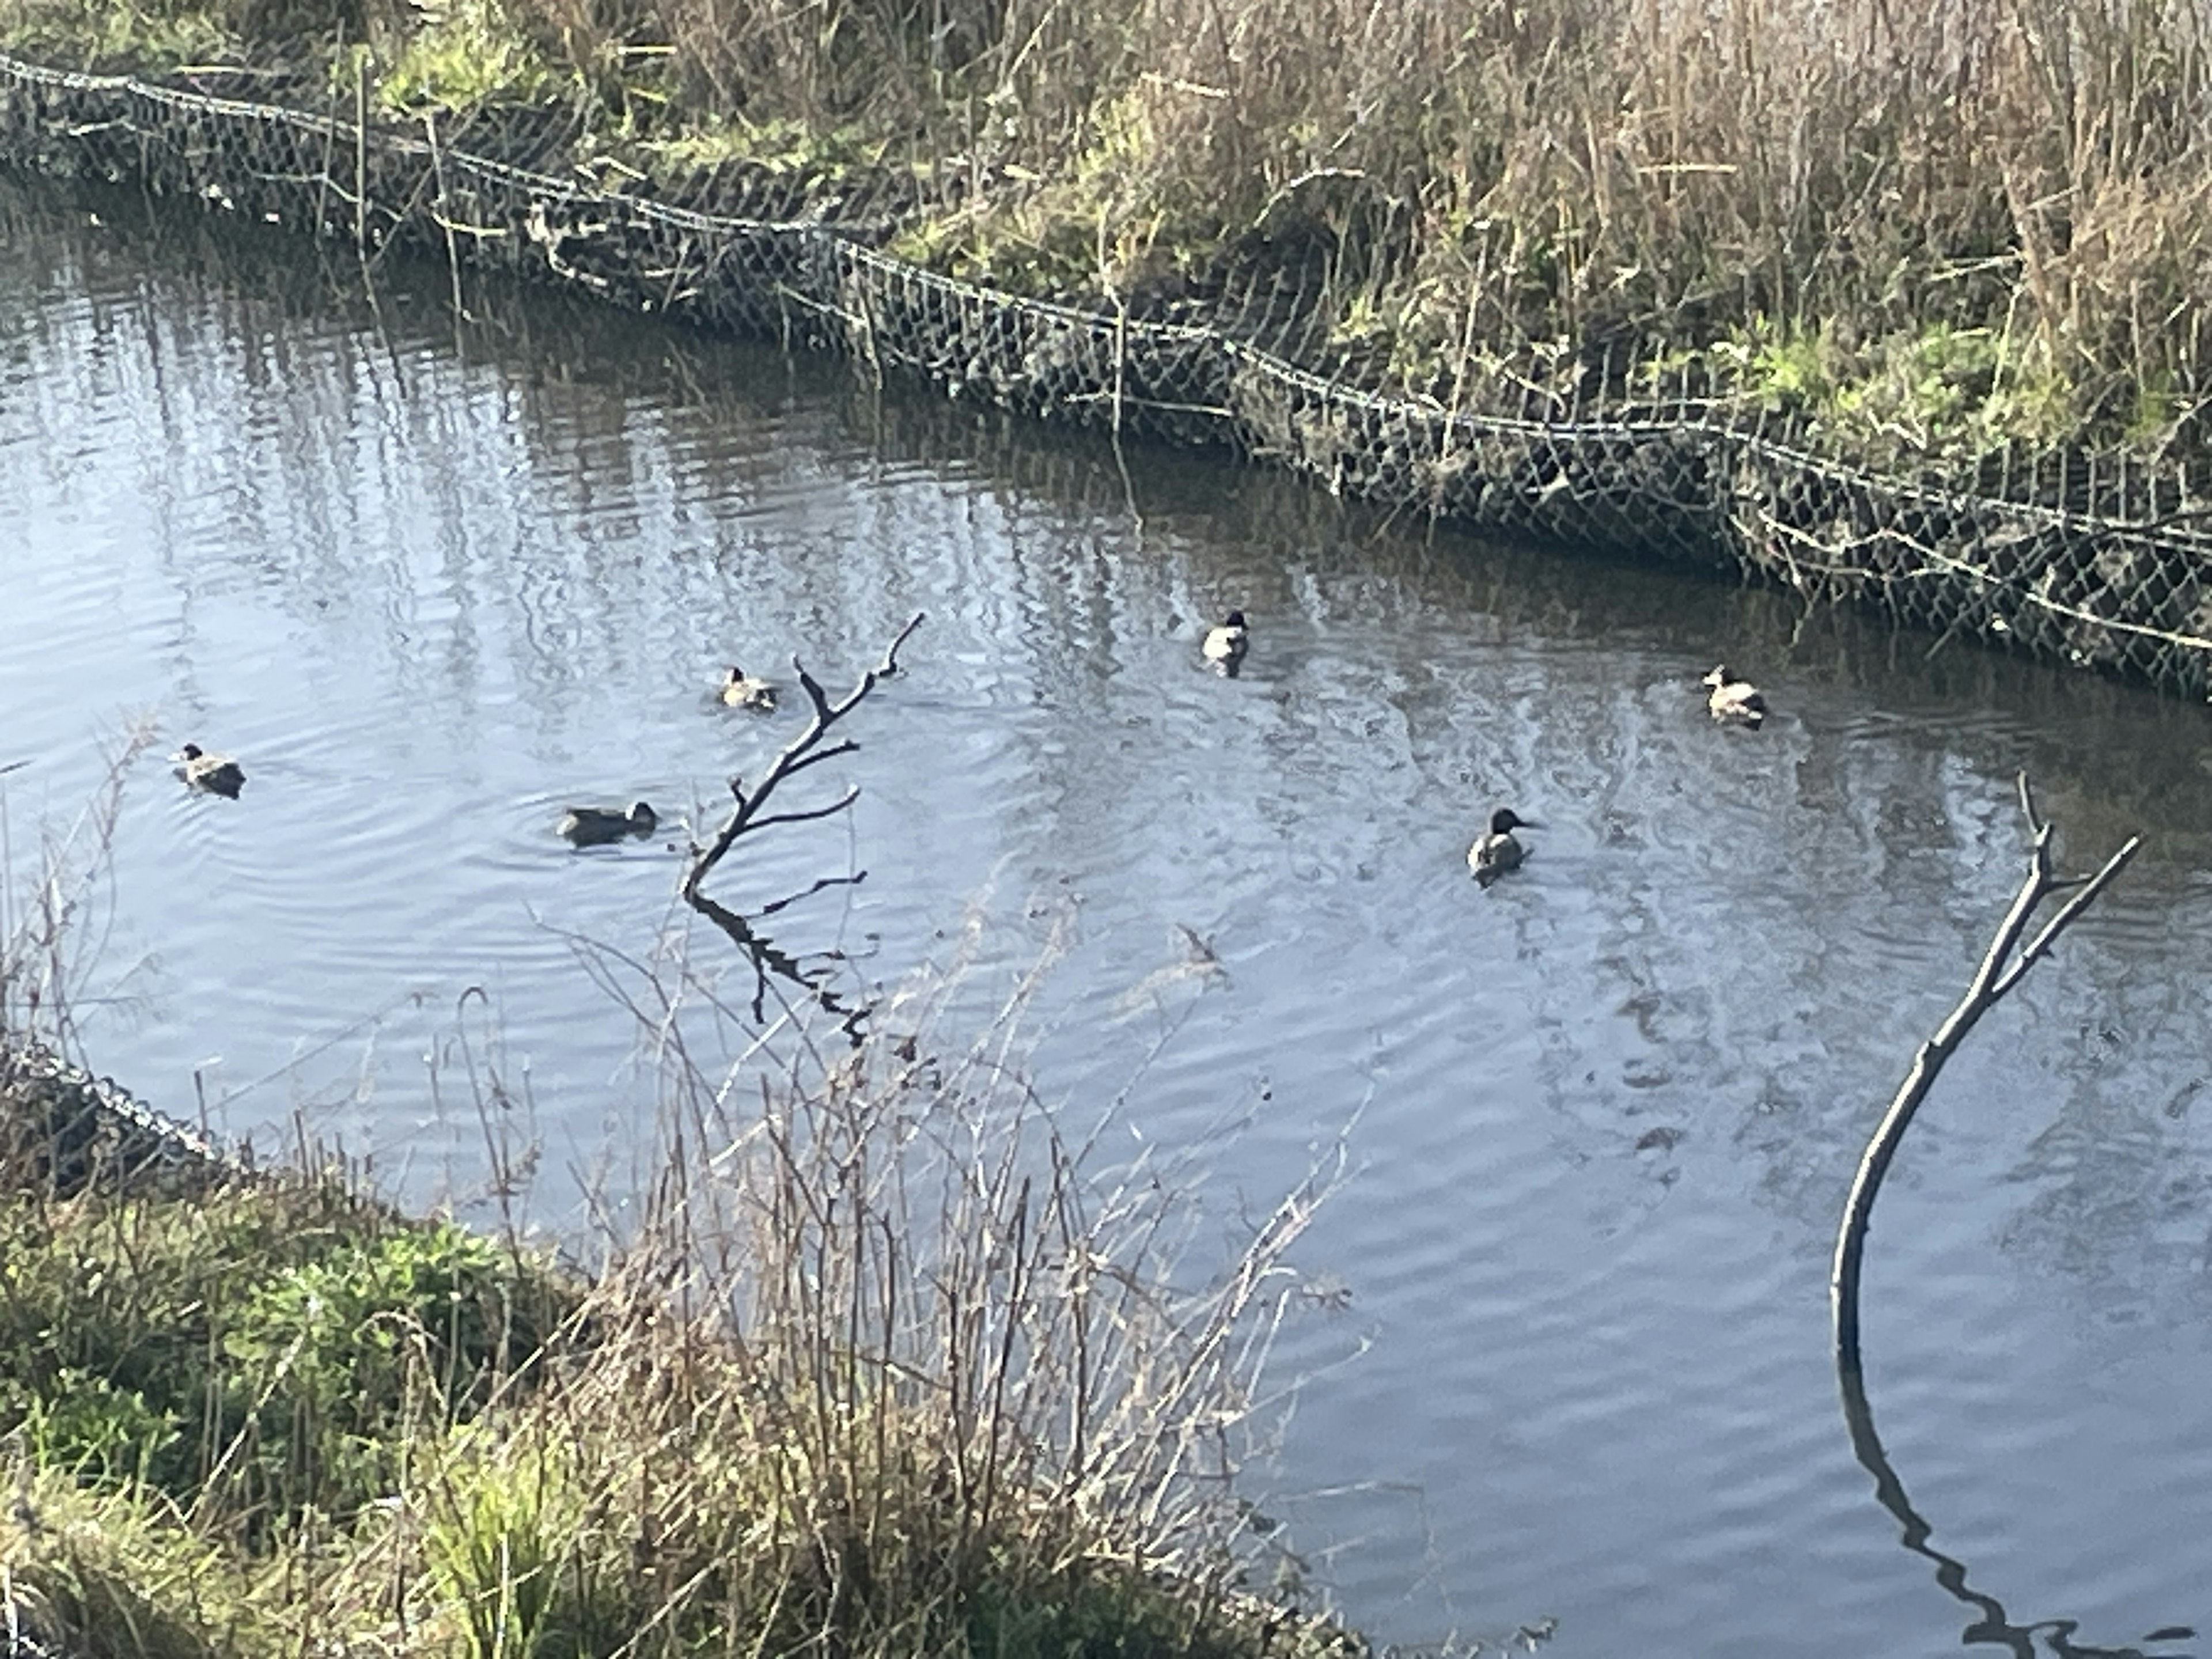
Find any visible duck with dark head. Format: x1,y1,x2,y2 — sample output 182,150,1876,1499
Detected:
721,666,777,711
174,743,245,798
1202,609,1249,676
1468,807,1539,888
558,800,658,846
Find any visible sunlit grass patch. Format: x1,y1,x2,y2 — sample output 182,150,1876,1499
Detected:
639,110,887,183
1,1472,261,1659
1693,317,2084,465
0,1179,578,1529
0,0,232,71
373,0,560,115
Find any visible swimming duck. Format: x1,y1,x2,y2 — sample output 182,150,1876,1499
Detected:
558,800,658,846
1468,808,1539,887
1702,665,1768,728
720,666,778,711
1202,609,1249,675
174,743,245,797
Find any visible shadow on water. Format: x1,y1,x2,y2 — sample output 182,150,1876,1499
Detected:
1840,1356,2200,1659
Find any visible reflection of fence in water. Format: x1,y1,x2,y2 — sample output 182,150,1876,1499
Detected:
7,51,2212,699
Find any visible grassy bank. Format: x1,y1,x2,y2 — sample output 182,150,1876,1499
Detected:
7,0,2212,468
1,1039,1357,1659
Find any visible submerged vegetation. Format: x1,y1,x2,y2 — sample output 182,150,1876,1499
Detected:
6,0,2212,465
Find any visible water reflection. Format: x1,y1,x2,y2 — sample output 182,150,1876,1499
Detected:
1840,1354,2199,1659
6,171,2212,1657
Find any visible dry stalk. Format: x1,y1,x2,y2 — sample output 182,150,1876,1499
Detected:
0,721,160,1052
595,878,1343,1631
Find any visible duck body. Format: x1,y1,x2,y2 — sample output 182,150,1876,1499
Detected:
1702,665,1768,728
720,666,778,711
1468,807,1538,887
1202,610,1249,675
174,743,245,797
559,800,658,846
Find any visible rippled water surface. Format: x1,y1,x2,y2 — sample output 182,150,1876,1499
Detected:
7,173,2212,1657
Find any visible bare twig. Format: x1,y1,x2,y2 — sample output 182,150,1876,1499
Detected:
1831,772,2139,1365
681,612,923,1037
425,110,468,327
757,872,865,919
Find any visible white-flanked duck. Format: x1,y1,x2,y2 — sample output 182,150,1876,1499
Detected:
1468,807,1539,888
174,743,245,798
1202,609,1249,675
1702,664,1768,728
720,665,778,711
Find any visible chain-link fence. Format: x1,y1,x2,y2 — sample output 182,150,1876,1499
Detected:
0,1028,236,1199
6,51,2212,698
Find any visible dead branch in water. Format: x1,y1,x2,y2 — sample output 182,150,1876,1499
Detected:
681,612,923,1038
1831,772,2138,1368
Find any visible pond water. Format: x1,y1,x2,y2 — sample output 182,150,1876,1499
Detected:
6,170,2212,1657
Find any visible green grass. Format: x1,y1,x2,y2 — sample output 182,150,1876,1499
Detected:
1683,317,2085,467
0,0,229,71
0,1062,1358,1659
0,1182,573,1524
372,0,562,116
0,1178,581,1657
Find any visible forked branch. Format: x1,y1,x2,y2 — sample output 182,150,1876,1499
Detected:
1832,773,2138,1366
681,612,924,1035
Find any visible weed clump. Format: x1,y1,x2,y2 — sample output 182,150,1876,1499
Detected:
0,929,1353,1659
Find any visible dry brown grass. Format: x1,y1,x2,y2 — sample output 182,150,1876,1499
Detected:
509,0,2212,447
10,0,2212,446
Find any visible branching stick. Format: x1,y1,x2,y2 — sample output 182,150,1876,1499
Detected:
1832,773,2138,1365
681,612,923,1035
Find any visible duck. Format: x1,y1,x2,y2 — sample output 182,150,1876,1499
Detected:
173,743,245,797
1202,609,1249,675
558,800,658,846
1468,807,1539,888
719,665,778,711
1702,664,1768,728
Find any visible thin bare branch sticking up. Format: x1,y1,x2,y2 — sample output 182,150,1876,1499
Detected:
681,612,924,1036
1831,772,2138,1366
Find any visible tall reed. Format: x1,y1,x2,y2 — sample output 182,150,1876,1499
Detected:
9,0,2211,444
503,895,1355,1656
581,0,2212,444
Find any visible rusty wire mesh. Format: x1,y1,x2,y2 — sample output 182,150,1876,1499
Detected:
6,51,2212,698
